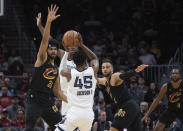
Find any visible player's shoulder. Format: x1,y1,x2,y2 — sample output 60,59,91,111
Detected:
162,83,168,88
112,72,121,76
160,83,168,91
111,72,121,79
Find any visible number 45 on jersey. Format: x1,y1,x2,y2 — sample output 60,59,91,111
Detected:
74,76,93,89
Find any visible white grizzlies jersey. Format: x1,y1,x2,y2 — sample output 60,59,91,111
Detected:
67,67,97,108
59,60,75,115
59,60,76,93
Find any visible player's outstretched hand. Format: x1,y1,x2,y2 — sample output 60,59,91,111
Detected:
47,5,60,23
36,12,42,27
135,64,149,72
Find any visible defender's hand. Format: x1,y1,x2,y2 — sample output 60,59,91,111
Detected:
135,64,148,72
36,12,42,27
47,5,60,23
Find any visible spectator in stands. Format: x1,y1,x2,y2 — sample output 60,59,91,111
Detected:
150,41,161,59
138,76,148,94
138,47,157,65
93,111,112,131
0,85,12,96
124,47,139,67
169,120,181,131
0,86,12,108
11,108,25,129
17,71,30,94
94,99,113,122
140,101,149,116
144,82,159,103
128,80,144,104
0,108,11,127
4,77,11,88
0,55,8,71
0,72,5,88
140,101,153,131
8,49,24,75
7,95,24,119
92,42,105,58
8,49,23,66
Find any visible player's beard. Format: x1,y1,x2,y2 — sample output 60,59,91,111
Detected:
171,77,180,82
103,72,112,77
48,53,56,60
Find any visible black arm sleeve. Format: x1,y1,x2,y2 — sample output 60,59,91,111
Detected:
119,70,137,80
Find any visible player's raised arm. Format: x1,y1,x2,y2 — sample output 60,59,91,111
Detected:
78,33,99,77
53,75,67,103
60,52,71,81
36,12,44,36
35,5,60,67
36,12,65,60
115,64,149,80
78,33,98,60
141,84,167,122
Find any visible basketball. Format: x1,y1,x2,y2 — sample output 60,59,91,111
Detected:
62,30,79,47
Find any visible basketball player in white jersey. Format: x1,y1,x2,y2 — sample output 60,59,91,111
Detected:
59,57,76,115
55,49,99,131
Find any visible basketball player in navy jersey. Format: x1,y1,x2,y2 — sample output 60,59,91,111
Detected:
36,12,99,131
98,59,148,131
142,68,183,131
25,5,67,131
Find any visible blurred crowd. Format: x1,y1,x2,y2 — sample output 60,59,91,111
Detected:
0,0,183,130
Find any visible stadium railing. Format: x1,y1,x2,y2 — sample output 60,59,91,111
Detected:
142,65,183,88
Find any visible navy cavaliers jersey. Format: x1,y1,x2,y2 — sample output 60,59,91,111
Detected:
30,59,58,98
99,76,131,107
166,81,183,112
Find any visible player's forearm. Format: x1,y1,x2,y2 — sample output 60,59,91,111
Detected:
38,24,44,36
59,91,68,103
56,91,68,103
80,44,98,60
60,52,69,71
119,70,137,80
146,98,159,117
41,19,52,45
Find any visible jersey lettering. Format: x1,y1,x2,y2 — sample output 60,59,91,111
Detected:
74,75,93,96
74,76,93,89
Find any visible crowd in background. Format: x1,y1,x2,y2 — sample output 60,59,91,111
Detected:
0,71,183,130
0,0,183,130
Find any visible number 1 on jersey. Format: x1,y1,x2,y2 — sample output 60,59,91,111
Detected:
74,76,92,89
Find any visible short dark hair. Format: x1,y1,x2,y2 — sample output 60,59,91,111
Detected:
48,38,59,49
102,58,113,66
72,50,87,67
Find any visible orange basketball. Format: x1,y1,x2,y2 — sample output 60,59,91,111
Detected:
62,30,79,47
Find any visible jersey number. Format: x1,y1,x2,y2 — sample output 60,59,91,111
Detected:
74,76,92,89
